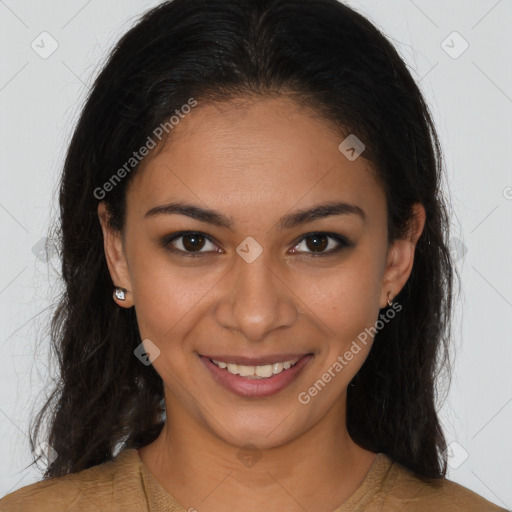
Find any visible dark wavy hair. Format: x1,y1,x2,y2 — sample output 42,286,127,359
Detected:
28,0,457,480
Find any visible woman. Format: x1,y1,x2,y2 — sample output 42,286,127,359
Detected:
1,0,506,510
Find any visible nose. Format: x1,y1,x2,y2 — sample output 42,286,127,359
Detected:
213,251,299,342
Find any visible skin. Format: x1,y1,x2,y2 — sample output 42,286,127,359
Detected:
98,95,425,512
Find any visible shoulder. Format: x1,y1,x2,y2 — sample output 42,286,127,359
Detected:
0,449,145,512
380,458,508,511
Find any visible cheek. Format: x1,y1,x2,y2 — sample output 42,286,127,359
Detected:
127,246,220,344
293,257,383,337
129,264,210,389
292,254,384,387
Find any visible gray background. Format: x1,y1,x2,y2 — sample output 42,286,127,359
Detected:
0,0,511,507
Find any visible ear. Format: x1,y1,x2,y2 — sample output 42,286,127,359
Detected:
379,203,426,308
97,201,134,308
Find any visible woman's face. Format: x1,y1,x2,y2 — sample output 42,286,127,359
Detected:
100,96,423,449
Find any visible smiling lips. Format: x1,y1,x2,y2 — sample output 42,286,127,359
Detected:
210,356,302,379
200,353,313,397
201,353,308,377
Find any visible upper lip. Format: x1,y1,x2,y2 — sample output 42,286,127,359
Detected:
200,353,311,366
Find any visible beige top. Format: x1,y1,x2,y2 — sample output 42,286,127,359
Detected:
0,448,507,511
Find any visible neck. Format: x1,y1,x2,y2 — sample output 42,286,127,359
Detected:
138,395,377,512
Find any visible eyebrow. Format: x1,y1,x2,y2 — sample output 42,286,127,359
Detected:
144,200,366,229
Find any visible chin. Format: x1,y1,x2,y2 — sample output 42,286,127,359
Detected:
208,410,304,451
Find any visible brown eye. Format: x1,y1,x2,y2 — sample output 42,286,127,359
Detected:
164,232,219,255
305,233,329,252
181,233,206,252
291,232,350,255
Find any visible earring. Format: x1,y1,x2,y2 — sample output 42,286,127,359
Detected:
113,286,129,301
387,291,393,307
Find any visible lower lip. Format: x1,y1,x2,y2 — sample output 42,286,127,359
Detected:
200,354,313,398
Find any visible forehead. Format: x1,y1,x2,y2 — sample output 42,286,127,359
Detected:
127,96,385,223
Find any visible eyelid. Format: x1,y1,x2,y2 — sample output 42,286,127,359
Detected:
161,230,352,257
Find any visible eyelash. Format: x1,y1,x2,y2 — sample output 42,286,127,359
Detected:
161,231,352,258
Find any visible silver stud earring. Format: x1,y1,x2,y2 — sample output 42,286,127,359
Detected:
113,287,129,301
387,291,393,307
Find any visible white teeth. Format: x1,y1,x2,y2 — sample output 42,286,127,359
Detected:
238,365,254,377
227,363,238,375
211,357,301,379
273,362,284,373
255,365,273,378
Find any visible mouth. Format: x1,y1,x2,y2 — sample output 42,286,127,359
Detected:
199,353,313,398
